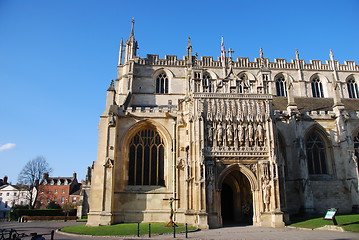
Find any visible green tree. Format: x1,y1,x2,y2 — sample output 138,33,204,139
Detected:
46,201,61,209
62,202,74,222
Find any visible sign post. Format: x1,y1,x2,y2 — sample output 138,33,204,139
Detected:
323,208,338,225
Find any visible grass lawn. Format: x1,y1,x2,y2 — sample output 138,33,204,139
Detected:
60,222,197,236
289,214,359,232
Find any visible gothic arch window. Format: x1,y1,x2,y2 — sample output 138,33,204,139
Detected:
275,75,287,97
311,75,324,98
128,129,165,186
305,130,328,175
347,77,359,98
155,72,169,94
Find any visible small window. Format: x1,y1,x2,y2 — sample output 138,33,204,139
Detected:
275,75,287,96
62,189,65,194
72,197,77,203
347,77,359,98
55,189,58,193
155,73,169,94
41,189,44,193
47,189,51,194
263,74,269,81
61,197,65,203
311,76,324,98
14,192,17,196
6,193,9,196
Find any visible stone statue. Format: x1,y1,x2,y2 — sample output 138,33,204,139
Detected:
238,124,244,146
207,122,213,144
248,123,254,146
216,123,223,146
227,124,233,146
262,177,271,212
256,124,264,146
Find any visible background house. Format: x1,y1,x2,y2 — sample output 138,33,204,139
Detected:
36,172,81,208
0,177,30,219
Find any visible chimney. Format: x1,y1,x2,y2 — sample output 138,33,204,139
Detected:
3,176,8,184
43,173,49,179
73,172,77,180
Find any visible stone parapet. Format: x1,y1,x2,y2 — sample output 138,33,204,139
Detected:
133,55,359,72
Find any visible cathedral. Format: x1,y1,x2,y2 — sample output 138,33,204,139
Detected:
87,20,359,228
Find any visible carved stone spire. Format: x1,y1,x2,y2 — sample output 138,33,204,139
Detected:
118,39,124,66
125,18,138,63
295,49,300,60
187,37,193,66
330,49,344,109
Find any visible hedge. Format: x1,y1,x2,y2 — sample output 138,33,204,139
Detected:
22,216,77,221
11,209,76,220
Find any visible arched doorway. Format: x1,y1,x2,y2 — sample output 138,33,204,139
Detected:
221,170,253,225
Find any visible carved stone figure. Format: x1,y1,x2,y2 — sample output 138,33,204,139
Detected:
207,122,213,144
262,177,271,212
227,124,233,146
216,123,223,146
256,124,265,146
238,124,244,146
248,123,254,146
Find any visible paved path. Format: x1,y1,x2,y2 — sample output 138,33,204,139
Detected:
1,221,359,240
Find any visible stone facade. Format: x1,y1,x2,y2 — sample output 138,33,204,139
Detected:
87,21,359,228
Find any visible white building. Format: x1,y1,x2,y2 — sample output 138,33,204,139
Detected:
0,185,30,219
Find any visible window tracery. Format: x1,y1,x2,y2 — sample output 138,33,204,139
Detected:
128,129,165,186
156,73,168,94
347,77,359,98
305,131,327,174
311,76,324,98
275,75,286,97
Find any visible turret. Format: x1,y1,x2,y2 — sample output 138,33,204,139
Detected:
124,18,138,63
106,80,116,107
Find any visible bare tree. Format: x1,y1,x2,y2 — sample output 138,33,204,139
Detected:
17,156,52,208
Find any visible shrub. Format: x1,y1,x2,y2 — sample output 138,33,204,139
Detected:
46,201,61,209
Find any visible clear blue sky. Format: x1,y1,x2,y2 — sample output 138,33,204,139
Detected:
1,0,358,183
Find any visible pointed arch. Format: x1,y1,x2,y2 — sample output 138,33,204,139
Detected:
153,68,174,94
119,120,173,187
304,125,332,175
274,73,287,97
346,74,359,99
216,164,259,191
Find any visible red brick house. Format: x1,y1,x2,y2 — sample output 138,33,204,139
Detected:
36,172,81,208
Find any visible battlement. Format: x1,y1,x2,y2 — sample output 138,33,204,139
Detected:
133,55,359,72
120,105,177,114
